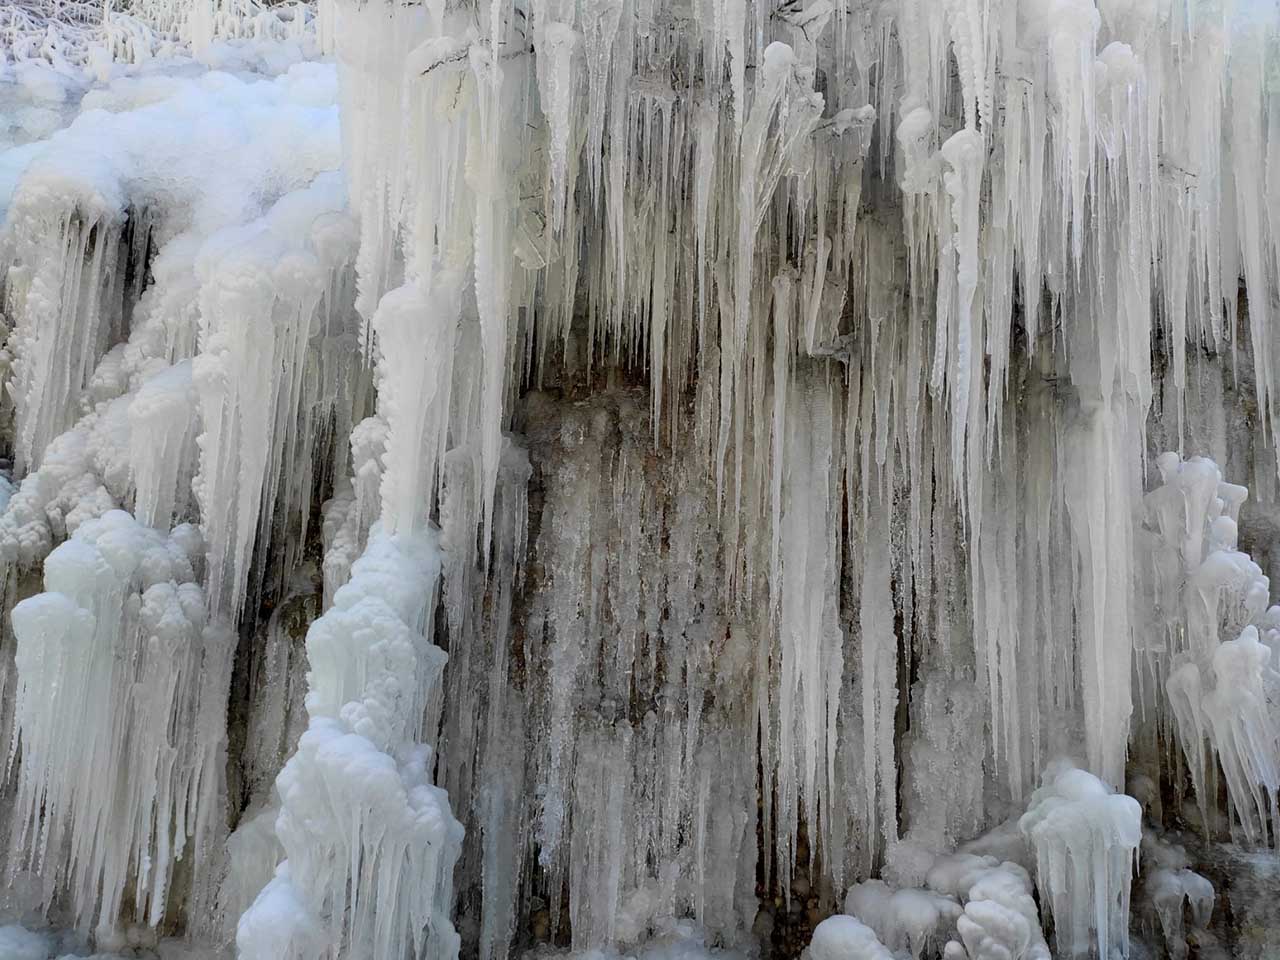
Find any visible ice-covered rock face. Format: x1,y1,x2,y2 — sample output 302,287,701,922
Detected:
1,0,1280,958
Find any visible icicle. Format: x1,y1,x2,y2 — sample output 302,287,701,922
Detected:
6,210,124,473
860,490,898,853
774,369,843,882
370,275,462,535
1063,396,1140,789
938,128,983,488
128,360,197,529
192,178,354,624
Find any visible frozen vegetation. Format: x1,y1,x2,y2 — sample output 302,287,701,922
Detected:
0,0,1279,959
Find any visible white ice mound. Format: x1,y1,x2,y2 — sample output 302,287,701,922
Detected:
805,915,894,960
1018,760,1142,959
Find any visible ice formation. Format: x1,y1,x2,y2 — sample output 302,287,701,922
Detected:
1134,831,1216,960
9,511,229,941
237,529,461,960
1018,762,1141,959
0,0,1279,958
1145,453,1280,846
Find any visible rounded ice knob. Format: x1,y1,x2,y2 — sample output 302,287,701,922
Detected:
1209,515,1237,551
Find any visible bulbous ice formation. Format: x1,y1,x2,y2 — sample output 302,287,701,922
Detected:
1019,762,1142,959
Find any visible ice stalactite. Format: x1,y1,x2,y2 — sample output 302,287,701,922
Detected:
193,170,358,621
231,35,484,949
1,64,342,473
0,64,347,596
1063,397,1142,790
843,878,960,959
313,2,1280,937
4,205,131,474
129,360,197,530
368,277,465,536
858,492,898,858
774,372,844,890
1144,868,1215,960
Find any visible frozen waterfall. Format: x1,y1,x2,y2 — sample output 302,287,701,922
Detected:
0,0,1279,958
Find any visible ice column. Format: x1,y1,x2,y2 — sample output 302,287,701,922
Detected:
237,530,462,960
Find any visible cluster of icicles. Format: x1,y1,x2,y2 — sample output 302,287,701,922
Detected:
0,0,317,73
0,0,1278,958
